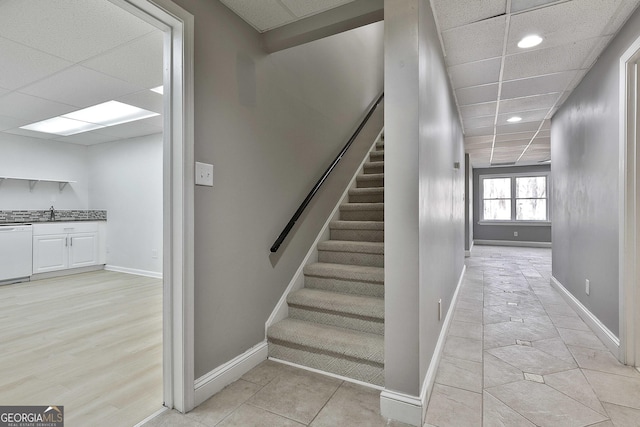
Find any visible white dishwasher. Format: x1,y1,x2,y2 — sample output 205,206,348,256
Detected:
0,224,33,284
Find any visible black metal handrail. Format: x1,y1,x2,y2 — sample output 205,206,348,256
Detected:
270,92,384,253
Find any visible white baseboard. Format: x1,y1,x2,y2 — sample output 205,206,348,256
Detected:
474,239,552,248
105,265,163,279
194,341,268,407
550,276,620,357
380,390,423,426
380,265,466,426
134,406,169,426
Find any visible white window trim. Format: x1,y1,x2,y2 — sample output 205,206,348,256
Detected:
479,171,551,224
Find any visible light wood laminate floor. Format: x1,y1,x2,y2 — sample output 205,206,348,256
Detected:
0,270,163,427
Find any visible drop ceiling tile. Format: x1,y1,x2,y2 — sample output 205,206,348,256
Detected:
501,71,576,99
604,1,640,34
280,0,354,18
465,135,494,145
540,119,551,130
464,115,495,129
0,0,156,62
461,102,498,118
510,0,562,13
495,140,530,149
456,83,499,105
497,120,543,133
581,36,613,68
0,114,28,131
495,131,536,143
82,31,163,89
432,0,506,31
507,0,622,54
0,37,72,90
116,90,163,115
0,92,75,121
532,136,551,146
54,132,121,146
465,126,495,137
502,38,601,81
442,15,506,65
498,93,561,115
19,65,143,108
448,57,502,89
219,0,295,31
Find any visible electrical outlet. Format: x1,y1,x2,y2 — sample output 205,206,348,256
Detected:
151,249,158,259
586,279,590,295
514,231,518,237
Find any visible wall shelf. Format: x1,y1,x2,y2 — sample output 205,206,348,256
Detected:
0,176,76,192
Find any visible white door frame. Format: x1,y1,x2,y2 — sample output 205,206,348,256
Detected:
107,0,195,412
619,35,640,368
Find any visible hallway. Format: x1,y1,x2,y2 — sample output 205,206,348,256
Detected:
425,246,640,426
144,246,640,426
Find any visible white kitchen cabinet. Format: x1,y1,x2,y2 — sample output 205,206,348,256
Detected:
32,222,104,274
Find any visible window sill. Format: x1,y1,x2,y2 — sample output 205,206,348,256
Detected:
478,221,551,227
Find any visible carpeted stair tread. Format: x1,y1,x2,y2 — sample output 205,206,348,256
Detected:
268,318,384,364
348,187,384,203
376,141,384,150
340,203,384,211
288,288,384,320
329,220,384,231
357,173,384,182
363,161,384,174
304,262,384,284
370,150,384,161
318,240,384,254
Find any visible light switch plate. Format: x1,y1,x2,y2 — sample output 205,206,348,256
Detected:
195,162,213,186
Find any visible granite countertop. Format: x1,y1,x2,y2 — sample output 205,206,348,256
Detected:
0,210,107,224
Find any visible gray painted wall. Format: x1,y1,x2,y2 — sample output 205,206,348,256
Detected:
551,6,640,337
473,165,552,243
385,0,465,396
465,154,473,251
171,0,384,378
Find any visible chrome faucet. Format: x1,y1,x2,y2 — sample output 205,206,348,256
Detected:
49,206,55,221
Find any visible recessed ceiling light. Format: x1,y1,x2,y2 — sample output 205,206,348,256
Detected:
518,34,543,49
507,116,522,123
20,116,106,136
150,85,163,95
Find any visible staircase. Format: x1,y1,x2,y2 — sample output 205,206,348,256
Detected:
267,137,385,386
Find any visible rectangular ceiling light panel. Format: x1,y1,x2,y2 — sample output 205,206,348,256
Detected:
20,100,159,136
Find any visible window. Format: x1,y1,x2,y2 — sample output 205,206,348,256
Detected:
481,174,549,222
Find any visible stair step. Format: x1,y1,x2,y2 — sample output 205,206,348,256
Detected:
376,141,384,150
318,240,384,267
370,150,384,162
349,187,383,203
363,161,384,174
304,262,384,297
330,220,383,242
288,289,384,335
267,318,384,386
356,173,383,189
340,203,384,221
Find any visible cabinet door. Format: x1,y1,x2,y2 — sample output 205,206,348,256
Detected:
33,234,68,274
68,232,98,268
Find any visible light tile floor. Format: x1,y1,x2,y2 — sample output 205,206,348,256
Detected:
145,360,409,427
425,245,640,427
146,246,640,427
